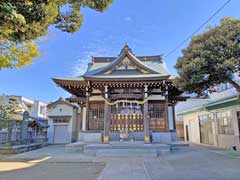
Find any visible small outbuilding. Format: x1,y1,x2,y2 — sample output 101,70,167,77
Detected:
177,94,240,150
47,98,80,144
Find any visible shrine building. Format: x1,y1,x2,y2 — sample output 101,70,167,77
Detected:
52,44,185,144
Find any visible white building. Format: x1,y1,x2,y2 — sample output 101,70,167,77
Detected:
0,95,48,143
0,95,47,118
176,86,240,150
47,98,79,144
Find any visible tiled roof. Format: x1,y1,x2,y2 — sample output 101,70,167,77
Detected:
53,44,171,82
177,91,239,115
83,44,170,78
92,55,162,63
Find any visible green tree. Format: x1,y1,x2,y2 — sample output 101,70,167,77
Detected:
0,96,23,145
175,18,240,94
0,0,113,69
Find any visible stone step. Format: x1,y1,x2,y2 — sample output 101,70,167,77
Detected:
0,143,45,154
169,142,190,150
96,149,158,157
65,142,86,153
86,143,170,149
84,143,170,157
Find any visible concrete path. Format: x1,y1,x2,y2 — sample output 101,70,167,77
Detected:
98,158,152,180
0,161,105,180
1,145,240,180
144,148,240,180
98,147,240,180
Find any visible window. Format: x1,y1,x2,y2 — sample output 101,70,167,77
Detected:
198,114,213,145
216,111,234,135
53,118,70,124
91,107,104,120
27,104,32,112
199,114,210,122
148,102,165,118
148,101,167,132
40,106,45,115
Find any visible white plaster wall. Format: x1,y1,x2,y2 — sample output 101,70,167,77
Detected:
47,103,76,144
90,95,105,101
189,118,200,144
32,101,39,116
182,105,240,149
148,95,165,101
37,101,47,118
47,119,73,144
210,106,240,149
21,96,34,104
168,106,174,131
231,106,240,136
217,134,237,149
210,112,218,146
71,109,79,141
82,107,86,131
48,103,73,117
3,96,47,118
183,113,201,144
47,119,54,144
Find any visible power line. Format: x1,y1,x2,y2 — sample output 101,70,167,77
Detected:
164,0,232,58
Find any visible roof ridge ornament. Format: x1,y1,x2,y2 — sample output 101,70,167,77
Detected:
119,43,133,55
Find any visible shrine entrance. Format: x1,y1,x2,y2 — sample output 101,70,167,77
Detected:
110,102,144,132
53,44,186,144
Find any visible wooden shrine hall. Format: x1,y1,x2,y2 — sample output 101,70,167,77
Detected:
53,44,186,143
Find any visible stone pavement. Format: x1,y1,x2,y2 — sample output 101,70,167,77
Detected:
144,148,240,180
0,161,105,180
1,145,240,180
98,158,152,180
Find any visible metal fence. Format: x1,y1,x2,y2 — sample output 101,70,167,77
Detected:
0,130,47,145
0,113,48,145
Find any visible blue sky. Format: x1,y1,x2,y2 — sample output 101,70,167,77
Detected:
0,0,239,102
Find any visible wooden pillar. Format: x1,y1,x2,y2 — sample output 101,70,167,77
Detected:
78,105,83,131
172,104,176,131
103,85,110,143
85,88,90,131
165,85,169,131
144,85,150,143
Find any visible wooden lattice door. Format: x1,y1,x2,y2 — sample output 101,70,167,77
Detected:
88,102,104,130
148,101,168,132
110,103,144,132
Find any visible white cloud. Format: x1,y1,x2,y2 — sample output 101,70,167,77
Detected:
72,56,89,76
71,48,112,77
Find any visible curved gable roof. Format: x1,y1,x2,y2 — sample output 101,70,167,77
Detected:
83,44,170,78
